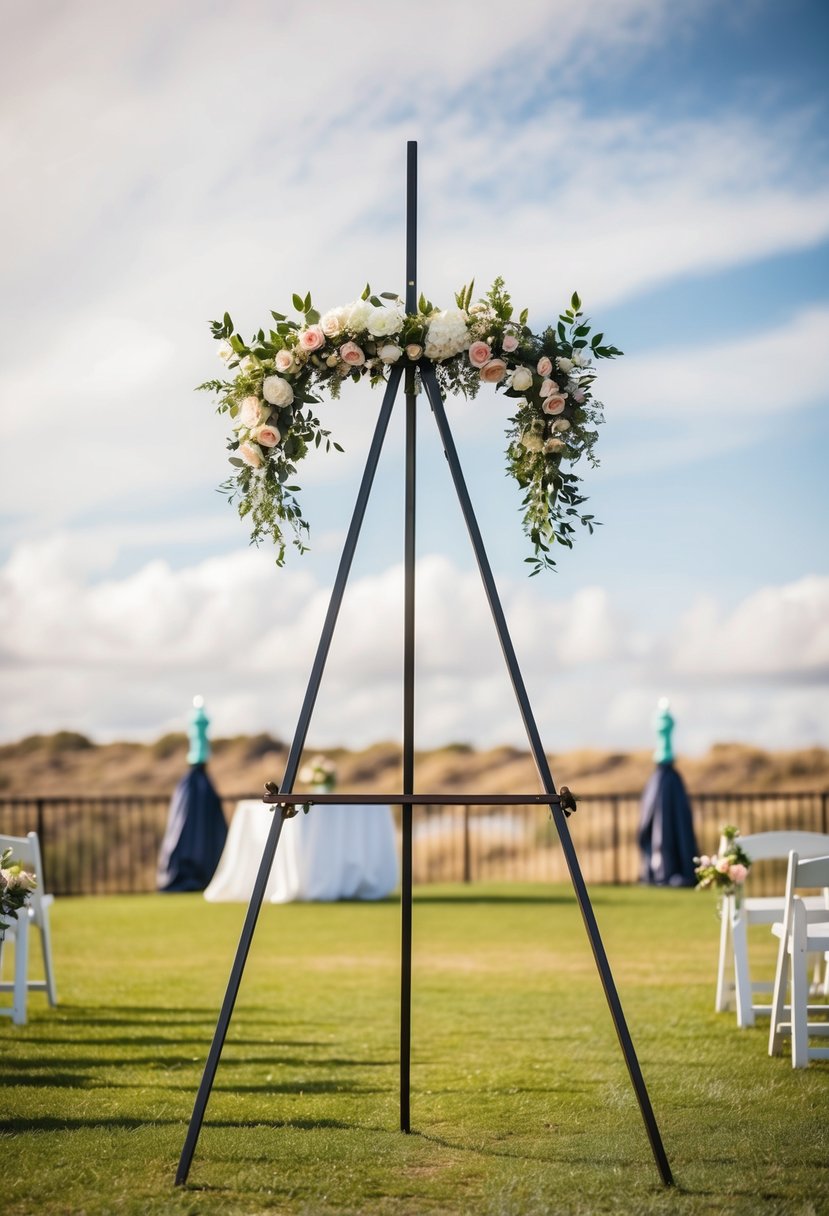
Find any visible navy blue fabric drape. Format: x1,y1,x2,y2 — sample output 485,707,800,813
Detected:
157,766,228,892
637,763,699,887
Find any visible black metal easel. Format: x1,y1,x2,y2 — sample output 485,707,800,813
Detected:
175,141,673,1189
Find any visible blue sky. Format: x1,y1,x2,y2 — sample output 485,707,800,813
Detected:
1,0,827,755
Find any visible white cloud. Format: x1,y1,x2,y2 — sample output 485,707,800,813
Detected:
671,576,829,679
600,306,829,421
1,541,826,752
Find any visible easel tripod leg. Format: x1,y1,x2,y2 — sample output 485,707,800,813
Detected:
175,365,405,1186
421,363,673,1188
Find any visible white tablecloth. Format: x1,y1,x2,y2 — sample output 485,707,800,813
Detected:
204,800,398,903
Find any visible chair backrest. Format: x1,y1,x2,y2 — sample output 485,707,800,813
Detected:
735,830,829,864
792,852,829,894
0,832,46,918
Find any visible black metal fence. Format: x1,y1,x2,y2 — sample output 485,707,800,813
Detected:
1,790,826,896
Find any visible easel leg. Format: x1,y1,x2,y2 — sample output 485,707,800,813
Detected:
175,364,405,1186
400,370,416,1132
421,363,674,1187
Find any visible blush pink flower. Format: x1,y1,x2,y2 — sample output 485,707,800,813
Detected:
238,441,263,469
542,394,567,415
405,343,423,360
729,863,749,884
468,340,492,368
572,388,586,404
502,334,519,353
479,358,507,384
339,341,366,366
537,356,552,377
539,378,560,398
715,858,731,874
275,349,295,373
239,395,264,427
299,325,325,352
256,425,281,448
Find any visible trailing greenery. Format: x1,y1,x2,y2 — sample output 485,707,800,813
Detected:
1,884,826,1214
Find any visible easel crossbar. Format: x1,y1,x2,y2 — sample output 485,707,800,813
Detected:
262,792,570,806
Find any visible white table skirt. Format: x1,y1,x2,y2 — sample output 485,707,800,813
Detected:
204,800,399,903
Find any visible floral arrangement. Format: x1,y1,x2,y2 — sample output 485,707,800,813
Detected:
299,755,337,791
694,826,752,901
200,279,621,575
0,846,37,939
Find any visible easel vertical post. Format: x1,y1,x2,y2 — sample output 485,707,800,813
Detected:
400,138,417,1134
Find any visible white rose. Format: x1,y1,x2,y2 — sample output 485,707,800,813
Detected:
239,355,259,374
367,304,404,338
320,307,347,338
511,366,533,392
552,418,570,432
571,350,592,367
262,375,294,407
543,437,566,455
556,356,574,373
217,340,234,363
378,343,403,363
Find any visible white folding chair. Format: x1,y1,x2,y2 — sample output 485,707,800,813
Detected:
0,831,57,1008
714,830,829,1028
768,851,829,1067
0,907,31,1025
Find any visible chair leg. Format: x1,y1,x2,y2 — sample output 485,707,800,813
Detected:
769,925,789,1057
12,915,29,1026
38,909,57,1006
731,904,754,1028
790,903,809,1068
715,896,733,1013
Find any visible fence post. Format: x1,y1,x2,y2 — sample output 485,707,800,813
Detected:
612,796,620,885
36,797,46,889
822,790,828,835
462,805,471,883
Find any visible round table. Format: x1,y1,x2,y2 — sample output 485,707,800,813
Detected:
204,800,398,903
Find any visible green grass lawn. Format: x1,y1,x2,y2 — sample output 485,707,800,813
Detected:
1,883,827,1215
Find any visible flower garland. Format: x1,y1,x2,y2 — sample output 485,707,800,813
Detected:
199,279,622,574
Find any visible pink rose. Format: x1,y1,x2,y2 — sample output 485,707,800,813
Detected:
238,441,263,469
256,425,281,448
275,350,295,373
542,394,567,415
502,334,519,353
468,340,492,368
729,863,748,884
537,356,552,377
539,378,560,398
479,358,507,384
339,341,366,366
299,325,325,352
715,858,730,874
406,343,423,360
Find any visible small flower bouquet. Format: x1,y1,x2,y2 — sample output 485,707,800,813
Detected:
694,826,751,904
0,846,37,940
299,755,338,792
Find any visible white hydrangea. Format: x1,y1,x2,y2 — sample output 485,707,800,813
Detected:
424,308,470,361
367,303,404,338
343,299,372,333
